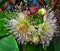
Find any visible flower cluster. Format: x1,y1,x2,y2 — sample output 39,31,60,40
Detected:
4,0,57,49
5,9,57,48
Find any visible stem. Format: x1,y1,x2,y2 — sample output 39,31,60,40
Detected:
16,39,23,51
43,0,47,8
20,44,24,51
50,0,59,12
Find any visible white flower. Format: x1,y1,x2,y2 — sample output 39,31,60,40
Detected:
5,9,57,49
38,10,57,48
6,12,37,44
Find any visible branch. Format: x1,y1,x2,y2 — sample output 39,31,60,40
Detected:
42,0,47,8
49,0,59,12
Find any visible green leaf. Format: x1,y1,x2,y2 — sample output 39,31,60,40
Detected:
22,44,40,51
22,41,55,51
33,14,43,25
0,35,19,51
55,37,60,51
26,14,43,25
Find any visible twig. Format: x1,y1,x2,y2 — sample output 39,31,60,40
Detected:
49,0,59,12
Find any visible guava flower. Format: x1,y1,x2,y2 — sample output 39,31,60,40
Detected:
5,9,57,49
6,12,37,44
38,10,57,48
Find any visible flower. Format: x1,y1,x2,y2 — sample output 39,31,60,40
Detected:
38,10,57,48
6,12,37,44
5,9,57,49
